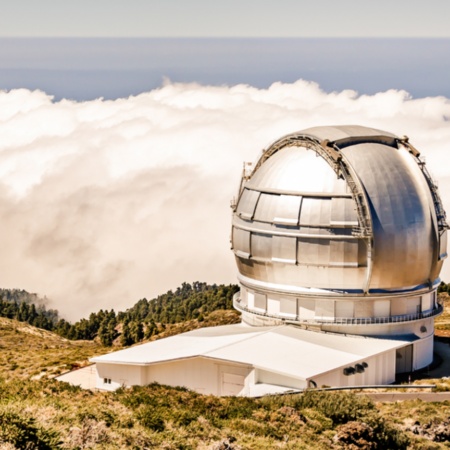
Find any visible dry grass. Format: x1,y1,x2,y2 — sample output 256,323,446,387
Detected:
0,310,450,449
0,317,104,380
436,293,450,336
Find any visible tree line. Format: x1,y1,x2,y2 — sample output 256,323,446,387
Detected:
0,282,239,347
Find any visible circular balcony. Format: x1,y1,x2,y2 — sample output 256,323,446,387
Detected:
233,293,443,327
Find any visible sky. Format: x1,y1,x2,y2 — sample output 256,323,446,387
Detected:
1,83,449,320
1,39,449,101
1,3,450,320
1,0,450,37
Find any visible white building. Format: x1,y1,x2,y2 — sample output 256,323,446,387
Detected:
92,323,412,396
89,126,446,396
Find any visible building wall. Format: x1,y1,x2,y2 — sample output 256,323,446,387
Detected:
322,317,435,338
239,285,436,327
238,286,437,352
94,346,405,394
95,363,145,391
310,350,396,388
256,369,307,390
96,358,253,396
412,334,434,371
144,358,253,396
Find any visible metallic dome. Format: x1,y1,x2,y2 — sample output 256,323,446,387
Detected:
232,125,447,296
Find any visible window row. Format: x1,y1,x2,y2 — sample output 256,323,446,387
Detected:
233,227,365,267
236,188,358,227
242,289,434,319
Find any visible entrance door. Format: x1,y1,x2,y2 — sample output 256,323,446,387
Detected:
221,373,244,396
395,345,413,374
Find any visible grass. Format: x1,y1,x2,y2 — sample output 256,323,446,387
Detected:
0,378,413,449
0,317,104,381
0,308,450,448
436,293,450,336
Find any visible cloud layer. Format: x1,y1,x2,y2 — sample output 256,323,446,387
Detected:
0,80,449,319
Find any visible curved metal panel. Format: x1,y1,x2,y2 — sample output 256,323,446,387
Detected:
236,188,260,220
231,125,447,329
249,146,348,195
340,143,435,289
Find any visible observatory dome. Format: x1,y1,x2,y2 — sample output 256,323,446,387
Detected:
231,125,446,351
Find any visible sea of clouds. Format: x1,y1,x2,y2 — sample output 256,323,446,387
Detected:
0,79,449,320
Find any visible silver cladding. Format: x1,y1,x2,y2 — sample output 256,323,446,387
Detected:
231,125,446,294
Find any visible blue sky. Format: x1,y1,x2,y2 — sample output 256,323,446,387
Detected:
2,0,450,37
1,38,449,100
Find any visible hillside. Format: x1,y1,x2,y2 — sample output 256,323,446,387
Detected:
0,318,409,450
0,282,240,346
1,316,450,449
0,286,450,448
436,292,450,337
0,317,103,381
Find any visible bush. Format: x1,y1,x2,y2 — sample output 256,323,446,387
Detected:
135,406,165,432
0,409,60,450
290,391,375,424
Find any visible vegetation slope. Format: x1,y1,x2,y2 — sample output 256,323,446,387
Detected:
0,283,449,449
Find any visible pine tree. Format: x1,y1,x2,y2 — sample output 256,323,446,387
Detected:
120,318,134,347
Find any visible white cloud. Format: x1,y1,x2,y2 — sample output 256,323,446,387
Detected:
0,81,449,320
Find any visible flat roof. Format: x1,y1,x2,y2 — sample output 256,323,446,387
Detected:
91,324,410,380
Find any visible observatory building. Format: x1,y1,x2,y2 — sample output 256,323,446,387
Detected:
231,125,447,372
89,125,446,396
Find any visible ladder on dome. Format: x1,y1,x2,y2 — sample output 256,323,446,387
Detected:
247,132,375,292
419,162,448,232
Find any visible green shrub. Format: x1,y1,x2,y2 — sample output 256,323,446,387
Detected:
135,406,165,432
0,409,60,449
290,391,374,424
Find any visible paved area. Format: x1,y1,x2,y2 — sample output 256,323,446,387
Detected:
429,339,450,378
363,392,450,402
360,339,450,402
56,364,98,390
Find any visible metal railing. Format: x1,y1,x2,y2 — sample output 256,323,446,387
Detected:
233,294,443,326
